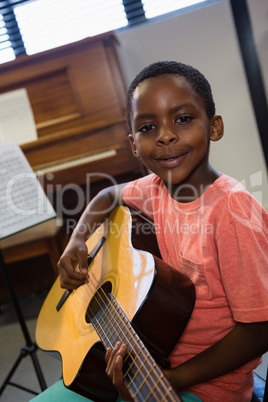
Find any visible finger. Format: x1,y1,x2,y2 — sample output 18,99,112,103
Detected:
111,344,127,384
106,342,122,374
105,347,112,365
113,353,133,401
105,344,132,401
113,353,124,383
58,259,88,289
59,273,86,290
76,249,90,277
69,241,89,274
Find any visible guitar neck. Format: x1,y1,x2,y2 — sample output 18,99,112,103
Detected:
90,292,181,402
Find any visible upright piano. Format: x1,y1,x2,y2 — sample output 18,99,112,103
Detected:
0,32,143,222
0,32,144,296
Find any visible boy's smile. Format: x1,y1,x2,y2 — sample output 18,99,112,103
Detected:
129,74,223,199
153,151,189,169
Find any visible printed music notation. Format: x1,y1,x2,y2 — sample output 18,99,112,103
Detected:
0,142,56,240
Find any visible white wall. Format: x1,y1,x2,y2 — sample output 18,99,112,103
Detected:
116,0,268,209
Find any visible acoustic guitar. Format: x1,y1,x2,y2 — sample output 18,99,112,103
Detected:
36,206,195,401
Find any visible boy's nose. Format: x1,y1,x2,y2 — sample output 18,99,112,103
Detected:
156,127,177,145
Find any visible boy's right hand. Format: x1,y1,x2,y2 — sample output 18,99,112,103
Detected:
57,184,126,290
57,235,89,290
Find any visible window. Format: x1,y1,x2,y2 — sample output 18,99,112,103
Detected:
15,0,128,55
0,13,15,63
0,0,211,64
142,0,208,19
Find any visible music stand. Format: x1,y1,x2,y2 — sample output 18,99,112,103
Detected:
0,142,57,397
0,249,47,396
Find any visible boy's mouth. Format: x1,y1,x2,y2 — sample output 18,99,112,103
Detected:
158,155,180,161
154,152,188,167
155,152,188,161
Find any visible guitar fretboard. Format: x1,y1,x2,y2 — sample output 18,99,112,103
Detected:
90,292,181,402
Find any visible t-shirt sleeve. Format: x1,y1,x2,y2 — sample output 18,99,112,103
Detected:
216,190,268,323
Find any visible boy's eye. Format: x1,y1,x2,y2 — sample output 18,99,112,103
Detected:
176,115,193,124
139,124,155,132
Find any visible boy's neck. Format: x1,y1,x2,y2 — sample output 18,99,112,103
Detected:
165,165,221,203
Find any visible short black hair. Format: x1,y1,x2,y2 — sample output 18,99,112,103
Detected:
126,60,216,131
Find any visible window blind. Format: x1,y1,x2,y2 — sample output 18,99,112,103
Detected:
0,0,210,64
142,0,208,19
15,0,128,55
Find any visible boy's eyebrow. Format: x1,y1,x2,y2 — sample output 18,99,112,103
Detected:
133,113,155,124
169,103,195,114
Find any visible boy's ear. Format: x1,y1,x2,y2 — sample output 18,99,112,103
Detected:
210,115,224,142
128,134,139,157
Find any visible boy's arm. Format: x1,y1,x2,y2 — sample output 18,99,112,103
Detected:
58,183,127,290
165,320,268,393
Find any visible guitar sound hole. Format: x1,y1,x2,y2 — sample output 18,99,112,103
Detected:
85,281,112,324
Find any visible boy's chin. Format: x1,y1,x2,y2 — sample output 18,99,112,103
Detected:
161,173,188,187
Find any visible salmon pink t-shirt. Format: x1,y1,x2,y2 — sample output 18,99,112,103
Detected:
123,173,268,402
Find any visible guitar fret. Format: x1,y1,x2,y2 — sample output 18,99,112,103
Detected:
122,322,135,345
92,295,130,349
144,373,172,401
130,360,154,387
91,307,112,349
132,367,154,398
112,311,127,346
132,371,177,402
98,309,113,336
125,345,144,380
144,369,179,402
146,382,178,402
95,319,119,349
124,348,160,400
107,301,129,346
114,310,125,331
124,344,147,383
109,296,139,346
126,355,155,393
124,346,180,402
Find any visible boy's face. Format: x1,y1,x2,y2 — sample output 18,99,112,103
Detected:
129,74,222,189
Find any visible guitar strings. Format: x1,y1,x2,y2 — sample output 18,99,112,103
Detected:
73,277,145,399
72,247,178,402
76,277,175,401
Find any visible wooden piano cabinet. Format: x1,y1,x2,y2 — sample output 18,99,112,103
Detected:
0,31,142,187
0,32,127,136
0,32,143,297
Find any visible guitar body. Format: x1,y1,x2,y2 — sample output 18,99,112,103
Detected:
36,206,195,401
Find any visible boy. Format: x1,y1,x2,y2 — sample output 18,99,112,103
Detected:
34,61,268,401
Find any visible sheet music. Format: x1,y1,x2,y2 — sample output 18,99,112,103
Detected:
0,143,56,240
0,88,38,145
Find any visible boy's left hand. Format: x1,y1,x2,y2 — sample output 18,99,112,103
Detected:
105,342,134,402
